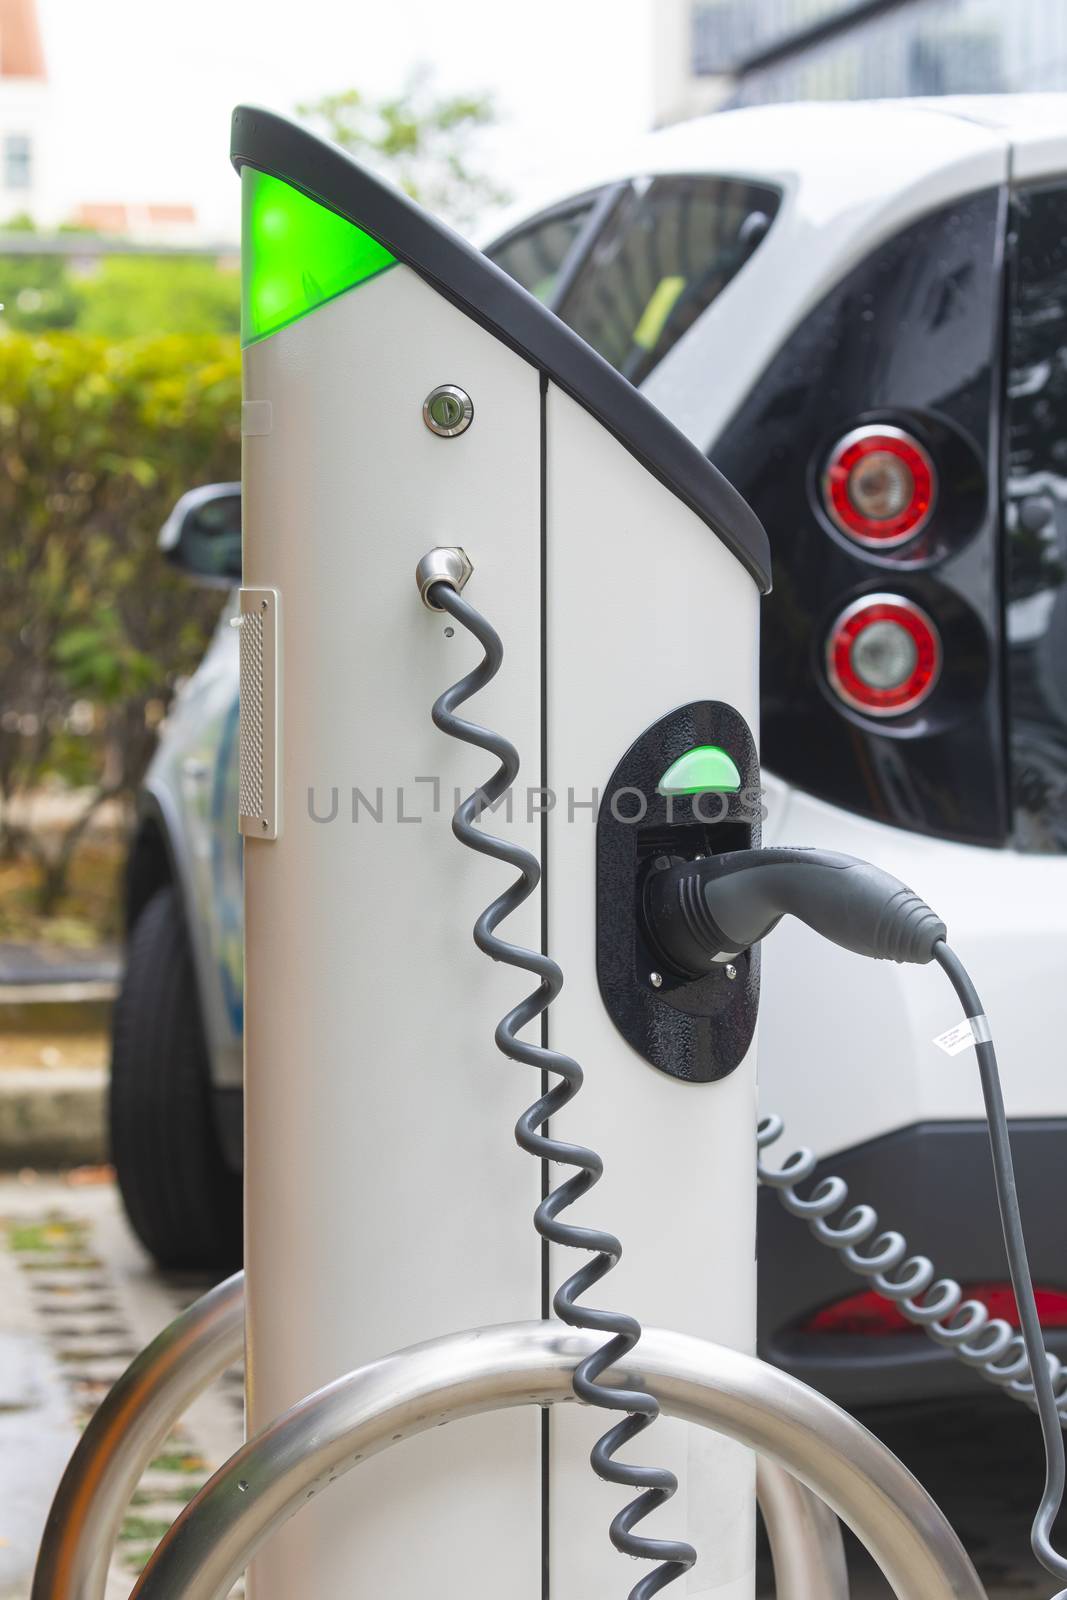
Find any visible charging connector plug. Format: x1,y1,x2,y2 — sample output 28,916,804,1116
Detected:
643,847,946,976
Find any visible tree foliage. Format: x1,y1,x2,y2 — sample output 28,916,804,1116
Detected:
299,66,508,227
0,332,240,907
0,68,502,924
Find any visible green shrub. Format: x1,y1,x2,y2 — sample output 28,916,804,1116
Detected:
0,234,239,336
0,330,241,912
75,256,240,339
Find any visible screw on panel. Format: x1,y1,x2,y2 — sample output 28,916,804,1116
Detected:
725,964,738,981
649,972,663,989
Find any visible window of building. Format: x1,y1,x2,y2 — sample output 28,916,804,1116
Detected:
4,133,33,191
692,0,872,75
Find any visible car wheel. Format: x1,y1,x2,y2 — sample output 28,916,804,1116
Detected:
109,885,242,1269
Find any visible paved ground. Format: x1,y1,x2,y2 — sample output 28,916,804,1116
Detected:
0,1173,242,1600
0,1171,1054,1599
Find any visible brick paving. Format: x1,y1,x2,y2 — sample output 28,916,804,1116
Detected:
0,1176,241,1599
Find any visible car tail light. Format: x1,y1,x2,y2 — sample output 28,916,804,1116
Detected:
801,1283,1067,1337
823,424,935,547
826,594,941,717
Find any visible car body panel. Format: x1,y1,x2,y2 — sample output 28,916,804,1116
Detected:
761,782,1067,1151
138,596,244,1098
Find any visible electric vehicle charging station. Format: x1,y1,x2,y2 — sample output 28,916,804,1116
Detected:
31,105,1067,1600
233,102,769,1600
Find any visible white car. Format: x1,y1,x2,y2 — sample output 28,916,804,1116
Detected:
115,96,1067,1410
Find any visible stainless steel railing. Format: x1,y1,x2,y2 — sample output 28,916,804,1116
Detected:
33,1275,986,1600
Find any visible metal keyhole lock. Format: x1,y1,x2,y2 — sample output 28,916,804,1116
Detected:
423,384,474,437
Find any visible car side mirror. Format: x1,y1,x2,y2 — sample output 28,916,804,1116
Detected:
159,483,242,587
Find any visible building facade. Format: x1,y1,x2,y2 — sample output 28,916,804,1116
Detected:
0,0,47,222
655,0,1067,122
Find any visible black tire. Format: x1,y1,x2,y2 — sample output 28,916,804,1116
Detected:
109,885,242,1269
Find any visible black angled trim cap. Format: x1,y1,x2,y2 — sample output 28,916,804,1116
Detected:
231,105,771,594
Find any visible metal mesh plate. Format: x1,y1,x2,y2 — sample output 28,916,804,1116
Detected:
237,588,278,838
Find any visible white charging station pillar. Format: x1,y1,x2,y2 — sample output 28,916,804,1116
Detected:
233,106,771,1600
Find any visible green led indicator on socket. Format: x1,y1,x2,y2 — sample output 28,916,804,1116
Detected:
241,167,397,347
657,745,741,796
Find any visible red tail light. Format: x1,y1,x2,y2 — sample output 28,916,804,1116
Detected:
802,1283,1067,1337
826,594,941,717
823,424,935,547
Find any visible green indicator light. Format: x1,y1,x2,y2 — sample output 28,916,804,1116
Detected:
241,167,397,347
657,745,742,796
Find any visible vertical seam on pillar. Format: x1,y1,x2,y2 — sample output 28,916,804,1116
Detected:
539,369,551,1600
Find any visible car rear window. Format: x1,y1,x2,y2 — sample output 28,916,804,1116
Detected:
488,197,598,304
554,175,779,387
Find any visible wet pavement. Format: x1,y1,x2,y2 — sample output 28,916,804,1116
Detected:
0,1171,1055,1599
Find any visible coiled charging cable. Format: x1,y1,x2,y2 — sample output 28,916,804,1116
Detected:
645,845,1067,1593
756,1115,1067,1422
418,551,695,1600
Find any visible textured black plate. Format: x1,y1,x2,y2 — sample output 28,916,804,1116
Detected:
596,701,761,1083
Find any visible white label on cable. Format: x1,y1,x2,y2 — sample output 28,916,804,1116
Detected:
933,1020,976,1056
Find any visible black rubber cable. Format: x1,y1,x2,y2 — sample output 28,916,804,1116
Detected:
933,942,1067,1593
647,842,1067,1582
428,578,696,1599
